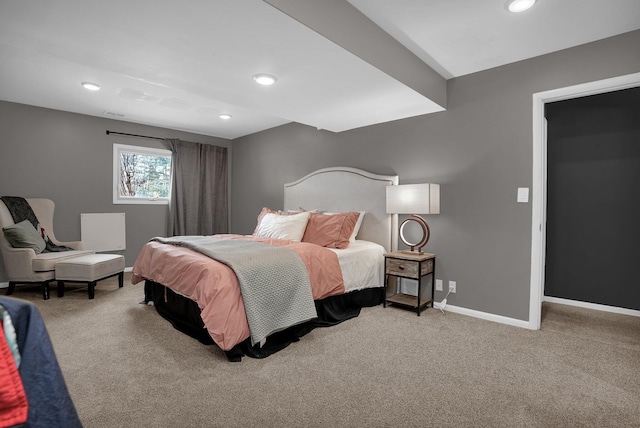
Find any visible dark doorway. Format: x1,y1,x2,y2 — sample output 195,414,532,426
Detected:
544,87,640,311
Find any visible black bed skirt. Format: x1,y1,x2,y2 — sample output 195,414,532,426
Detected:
144,281,384,362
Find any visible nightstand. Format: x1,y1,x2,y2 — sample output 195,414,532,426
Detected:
383,251,436,316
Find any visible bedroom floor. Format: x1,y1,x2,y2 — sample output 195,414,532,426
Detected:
10,273,640,428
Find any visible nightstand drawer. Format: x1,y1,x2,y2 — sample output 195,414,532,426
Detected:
420,259,434,276
386,258,419,278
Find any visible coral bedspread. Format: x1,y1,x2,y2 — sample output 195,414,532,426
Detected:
131,234,345,351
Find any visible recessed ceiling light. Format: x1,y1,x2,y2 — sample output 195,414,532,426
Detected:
219,114,232,120
507,0,536,12
252,74,277,86
81,82,101,91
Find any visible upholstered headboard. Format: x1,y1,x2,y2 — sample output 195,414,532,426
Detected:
284,167,398,252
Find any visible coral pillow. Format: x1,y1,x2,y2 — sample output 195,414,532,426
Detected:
302,212,360,249
323,211,365,242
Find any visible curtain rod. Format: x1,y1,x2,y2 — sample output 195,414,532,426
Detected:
106,130,164,141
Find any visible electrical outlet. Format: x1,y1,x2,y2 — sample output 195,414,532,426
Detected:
449,281,457,293
435,279,443,291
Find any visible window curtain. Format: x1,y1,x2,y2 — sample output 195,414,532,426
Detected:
162,139,228,236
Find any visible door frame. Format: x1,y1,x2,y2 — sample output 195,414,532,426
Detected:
529,72,640,330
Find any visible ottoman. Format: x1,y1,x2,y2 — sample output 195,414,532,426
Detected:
55,254,125,299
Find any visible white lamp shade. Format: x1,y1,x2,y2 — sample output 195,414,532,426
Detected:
386,183,440,214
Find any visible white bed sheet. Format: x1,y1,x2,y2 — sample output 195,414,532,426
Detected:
330,240,385,292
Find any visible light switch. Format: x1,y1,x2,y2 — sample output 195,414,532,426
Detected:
517,187,529,203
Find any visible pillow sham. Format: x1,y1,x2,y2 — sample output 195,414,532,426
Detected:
349,211,365,242
255,211,311,241
253,207,303,235
323,211,365,242
2,220,47,254
301,211,360,249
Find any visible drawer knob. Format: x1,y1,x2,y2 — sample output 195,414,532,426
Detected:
398,266,404,270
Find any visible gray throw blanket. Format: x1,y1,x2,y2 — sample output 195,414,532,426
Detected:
1,196,71,252
152,236,318,346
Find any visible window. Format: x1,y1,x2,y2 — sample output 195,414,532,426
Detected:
113,144,172,205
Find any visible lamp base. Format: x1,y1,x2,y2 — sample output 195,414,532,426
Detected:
398,249,425,255
398,214,431,254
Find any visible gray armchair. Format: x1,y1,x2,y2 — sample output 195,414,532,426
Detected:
0,198,94,299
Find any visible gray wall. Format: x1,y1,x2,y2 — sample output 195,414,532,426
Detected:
0,102,231,280
545,87,640,310
231,30,640,321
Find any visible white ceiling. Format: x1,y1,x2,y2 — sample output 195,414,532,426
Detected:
1,0,639,139
348,0,640,79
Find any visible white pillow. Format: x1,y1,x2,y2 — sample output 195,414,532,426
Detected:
255,211,311,241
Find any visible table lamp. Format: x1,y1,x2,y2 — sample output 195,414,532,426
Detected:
386,183,440,254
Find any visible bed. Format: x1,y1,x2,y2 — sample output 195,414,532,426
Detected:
131,167,399,361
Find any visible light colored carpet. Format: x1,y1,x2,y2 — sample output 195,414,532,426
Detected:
9,274,640,427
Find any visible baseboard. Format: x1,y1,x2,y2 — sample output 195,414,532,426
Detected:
0,267,133,289
401,276,531,329
543,296,640,318
439,304,531,329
